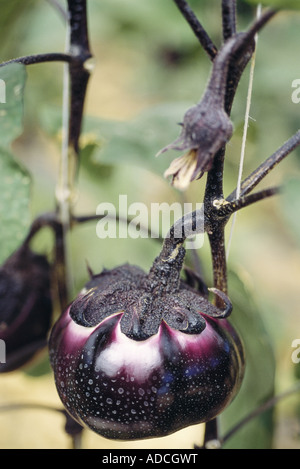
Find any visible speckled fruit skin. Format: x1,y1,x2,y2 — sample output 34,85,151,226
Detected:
49,306,245,441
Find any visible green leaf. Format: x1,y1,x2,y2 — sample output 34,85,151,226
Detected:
0,63,27,148
0,148,31,264
280,177,300,247
0,63,31,263
242,0,300,9
220,269,276,449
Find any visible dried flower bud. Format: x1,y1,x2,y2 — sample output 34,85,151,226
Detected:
158,35,252,190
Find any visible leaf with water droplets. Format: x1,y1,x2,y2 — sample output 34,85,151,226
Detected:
0,63,30,263
0,63,26,148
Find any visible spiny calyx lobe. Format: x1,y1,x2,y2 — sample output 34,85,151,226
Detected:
69,263,214,340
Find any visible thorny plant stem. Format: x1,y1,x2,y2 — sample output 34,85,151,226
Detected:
206,7,277,185
204,8,277,299
0,53,73,68
172,0,217,60
67,0,92,156
227,129,300,201
222,0,237,40
219,187,280,217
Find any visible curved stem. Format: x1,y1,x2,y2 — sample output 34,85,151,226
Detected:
246,8,277,41
221,9,277,117
228,130,300,202
21,213,68,311
208,8,277,106
146,186,279,296
22,212,60,246
147,208,204,293
0,53,72,68
155,208,204,262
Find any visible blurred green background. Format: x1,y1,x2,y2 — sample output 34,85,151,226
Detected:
0,0,299,449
